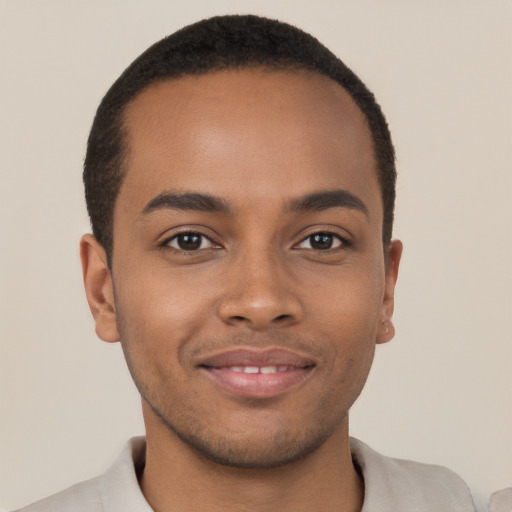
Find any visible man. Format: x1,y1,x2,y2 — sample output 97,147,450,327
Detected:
16,14,486,512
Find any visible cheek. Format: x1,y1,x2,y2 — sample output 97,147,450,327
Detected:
311,262,384,333
309,261,384,379
116,263,212,328
113,264,217,380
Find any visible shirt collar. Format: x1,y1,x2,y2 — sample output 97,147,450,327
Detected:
99,437,476,512
350,438,475,512
100,437,153,512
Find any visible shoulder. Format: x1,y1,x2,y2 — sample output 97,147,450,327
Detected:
350,438,482,511
12,437,150,512
489,487,512,512
12,476,102,512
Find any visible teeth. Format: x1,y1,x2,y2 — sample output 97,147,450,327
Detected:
227,365,289,374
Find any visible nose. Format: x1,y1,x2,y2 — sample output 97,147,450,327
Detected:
218,251,304,330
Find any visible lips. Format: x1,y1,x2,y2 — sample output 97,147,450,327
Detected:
198,348,316,398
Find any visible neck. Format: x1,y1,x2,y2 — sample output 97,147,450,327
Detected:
140,404,363,512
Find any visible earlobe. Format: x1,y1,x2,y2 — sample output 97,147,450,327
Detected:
80,234,120,343
377,240,403,344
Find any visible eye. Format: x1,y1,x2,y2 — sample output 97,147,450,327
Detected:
296,232,345,251
166,232,217,251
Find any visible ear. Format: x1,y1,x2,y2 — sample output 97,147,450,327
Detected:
80,234,120,343
376,240,403,344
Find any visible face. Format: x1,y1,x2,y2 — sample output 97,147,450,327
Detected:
82,68,401,468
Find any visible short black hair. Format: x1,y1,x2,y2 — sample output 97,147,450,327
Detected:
84,14,396,263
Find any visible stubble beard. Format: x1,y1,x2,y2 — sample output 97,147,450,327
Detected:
142,393,346,469
120,339,368,470
115,303,371,470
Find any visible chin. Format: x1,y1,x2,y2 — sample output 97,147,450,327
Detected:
175,425,332,469
147,397,343,469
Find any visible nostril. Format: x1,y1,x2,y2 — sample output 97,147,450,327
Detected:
228,314,291,323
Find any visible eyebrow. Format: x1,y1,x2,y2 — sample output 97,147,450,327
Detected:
287,189,369,216
142,191,231,215
140,188,368,217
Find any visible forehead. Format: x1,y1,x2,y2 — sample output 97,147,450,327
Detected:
119,68,379,216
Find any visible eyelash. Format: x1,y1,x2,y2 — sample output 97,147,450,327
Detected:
161,230,349,253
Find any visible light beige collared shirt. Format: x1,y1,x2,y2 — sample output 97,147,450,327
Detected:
15,437,486,511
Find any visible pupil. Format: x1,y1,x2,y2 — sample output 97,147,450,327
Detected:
311,233,333,250
178,233,201,250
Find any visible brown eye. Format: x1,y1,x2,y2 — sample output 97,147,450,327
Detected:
297,232,343,250
167,232,214,251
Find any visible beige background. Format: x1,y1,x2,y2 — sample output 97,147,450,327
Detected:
1,0,511,509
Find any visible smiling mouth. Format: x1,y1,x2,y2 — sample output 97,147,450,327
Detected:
198,348,316,399
220,365,298,374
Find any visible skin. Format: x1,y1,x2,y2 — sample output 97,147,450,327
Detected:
81,68,402,512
